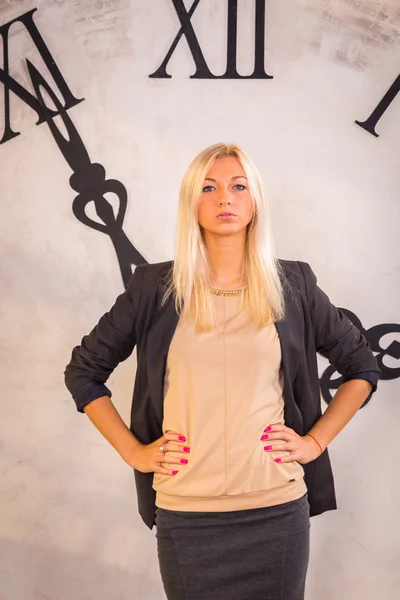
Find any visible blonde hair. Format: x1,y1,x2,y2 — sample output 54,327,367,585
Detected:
164,143,286,331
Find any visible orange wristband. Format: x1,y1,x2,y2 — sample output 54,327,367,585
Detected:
307,434,323,455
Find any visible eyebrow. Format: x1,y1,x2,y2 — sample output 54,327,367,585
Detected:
204,176,248,182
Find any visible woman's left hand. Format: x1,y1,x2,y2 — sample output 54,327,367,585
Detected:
261,424,322,465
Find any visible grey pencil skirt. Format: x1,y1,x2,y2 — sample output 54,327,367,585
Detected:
155,493,310,600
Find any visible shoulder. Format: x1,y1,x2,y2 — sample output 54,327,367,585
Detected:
128,260,173,292
277,258,313,285
277,258,312,276
134,260,173,279
276,259,320,305
277,258,300,276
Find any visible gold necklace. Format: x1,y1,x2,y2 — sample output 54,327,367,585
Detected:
210,287,245,296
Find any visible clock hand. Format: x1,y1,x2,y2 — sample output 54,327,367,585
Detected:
26,59,148,288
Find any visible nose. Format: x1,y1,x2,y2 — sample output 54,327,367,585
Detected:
217,188,232,206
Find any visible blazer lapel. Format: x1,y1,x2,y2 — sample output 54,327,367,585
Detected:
274,269,306,428
274,270,303,388
146,281,179,424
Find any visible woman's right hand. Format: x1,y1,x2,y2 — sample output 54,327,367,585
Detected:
122,432,190,475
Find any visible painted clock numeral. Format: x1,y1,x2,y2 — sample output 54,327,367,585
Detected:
356,73,400,137
0,8,83,145
149,0,272,80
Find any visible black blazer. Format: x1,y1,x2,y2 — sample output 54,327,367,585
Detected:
64,259,380,529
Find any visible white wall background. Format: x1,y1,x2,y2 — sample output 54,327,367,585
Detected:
0,1,399,598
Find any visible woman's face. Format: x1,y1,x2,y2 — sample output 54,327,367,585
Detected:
197,157,254,237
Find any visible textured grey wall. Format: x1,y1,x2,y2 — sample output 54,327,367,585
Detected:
0,1,399,599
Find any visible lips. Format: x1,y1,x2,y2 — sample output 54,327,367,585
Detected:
217,212,236,217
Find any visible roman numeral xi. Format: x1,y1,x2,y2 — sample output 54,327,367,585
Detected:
0,8,83,145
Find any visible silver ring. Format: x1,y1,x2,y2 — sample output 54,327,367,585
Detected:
159,445,165,453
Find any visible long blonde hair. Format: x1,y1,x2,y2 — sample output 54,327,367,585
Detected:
164,143,286,331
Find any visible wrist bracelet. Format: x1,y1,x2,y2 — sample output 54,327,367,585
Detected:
307,434,323,455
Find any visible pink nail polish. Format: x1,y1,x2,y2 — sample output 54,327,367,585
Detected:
183,447,190,453
264,426,272,432
172,470,179,475
274,458,281,463
260,434,269,440
180,459,188,464
179,436,186,442
264,445,272,451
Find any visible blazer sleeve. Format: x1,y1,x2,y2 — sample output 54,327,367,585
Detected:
64,265,145,413
298,261,381,394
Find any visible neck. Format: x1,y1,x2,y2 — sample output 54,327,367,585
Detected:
203,230,246,289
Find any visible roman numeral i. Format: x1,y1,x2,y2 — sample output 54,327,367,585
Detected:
356,73,400,137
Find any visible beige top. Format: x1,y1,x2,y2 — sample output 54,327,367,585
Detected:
153,292,307,511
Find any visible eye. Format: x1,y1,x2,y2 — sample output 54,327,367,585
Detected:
202,185,215,193
234,184,247,191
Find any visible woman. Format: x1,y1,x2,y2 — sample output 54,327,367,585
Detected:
64,143,380,600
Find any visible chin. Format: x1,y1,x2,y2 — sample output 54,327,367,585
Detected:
210,225,246,236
